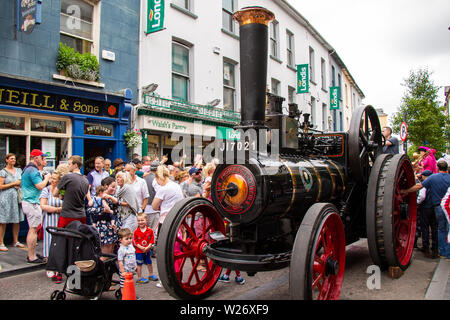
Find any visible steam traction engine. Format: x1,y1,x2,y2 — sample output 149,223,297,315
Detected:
156,7,417,300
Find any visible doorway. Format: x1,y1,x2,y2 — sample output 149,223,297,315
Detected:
84,139,114,174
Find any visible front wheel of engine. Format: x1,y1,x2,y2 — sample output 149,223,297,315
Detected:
290,203,346,300
156,197,225,300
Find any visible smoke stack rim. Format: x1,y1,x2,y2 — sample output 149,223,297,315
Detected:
232,6,275,26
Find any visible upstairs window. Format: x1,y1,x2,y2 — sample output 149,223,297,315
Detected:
223,60,236,111
222,0,236,34
321,58,326,90
172,0,190,11
271,78,280,96
270,20,280,59
309,47,315,83
286,30,295,67
172,42,190,102
60,0,94,54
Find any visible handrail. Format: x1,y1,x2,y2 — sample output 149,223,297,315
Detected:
142,94,241,124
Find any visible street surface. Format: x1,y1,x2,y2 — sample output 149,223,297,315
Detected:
0,239,438,300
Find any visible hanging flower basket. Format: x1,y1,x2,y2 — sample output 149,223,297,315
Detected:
123,129,142,150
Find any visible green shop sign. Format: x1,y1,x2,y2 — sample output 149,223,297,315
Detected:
147,0,165,34
217,126,240,141
297,64,309,94
330,86,340,110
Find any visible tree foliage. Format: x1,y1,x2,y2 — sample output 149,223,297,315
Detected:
392,68,447,157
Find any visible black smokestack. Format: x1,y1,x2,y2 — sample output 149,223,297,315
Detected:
233,7,274,129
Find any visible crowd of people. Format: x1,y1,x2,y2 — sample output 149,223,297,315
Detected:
381,126,450,261
0,149,245,287
402,147,450,260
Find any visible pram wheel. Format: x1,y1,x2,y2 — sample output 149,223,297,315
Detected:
115,288,122,300
56,291,66,300
51,290,66,300
50,290,59,300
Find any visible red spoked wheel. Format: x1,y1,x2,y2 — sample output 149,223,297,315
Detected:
156,198,225,299
290,203,346,300
366,154,417,270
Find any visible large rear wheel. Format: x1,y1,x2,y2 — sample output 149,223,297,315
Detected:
366,154,417,270
157,198,225,299
290,203,345,300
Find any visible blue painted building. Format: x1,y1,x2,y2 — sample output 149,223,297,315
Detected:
0,0,139,240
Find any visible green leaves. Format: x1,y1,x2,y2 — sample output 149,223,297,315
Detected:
56,43,100,82
392,68,446,157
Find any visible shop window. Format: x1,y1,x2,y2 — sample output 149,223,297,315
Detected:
147,134,160,160
223,59,236,112
0,115,25,130
0,135,27,169
60,0,98,54
0,113,71,170
172,41,190,102
84,122,113,136
31,119,67,134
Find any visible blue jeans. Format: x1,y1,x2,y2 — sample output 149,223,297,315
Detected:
434,206,450,258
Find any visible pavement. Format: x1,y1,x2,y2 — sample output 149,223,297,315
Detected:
0,241,46,278
0,238,449,300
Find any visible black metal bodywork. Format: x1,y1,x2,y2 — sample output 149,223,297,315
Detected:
201,7,370,274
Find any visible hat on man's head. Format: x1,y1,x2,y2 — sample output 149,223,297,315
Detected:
113,158,125,168
30,149,46,157
150,161,160,171
189,167,202,175
132,158,142,165
421,170,432,177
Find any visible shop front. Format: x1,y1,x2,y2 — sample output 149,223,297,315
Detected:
0,73,131,239
138,112,220,165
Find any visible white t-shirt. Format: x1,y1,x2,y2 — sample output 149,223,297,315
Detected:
154,180,184,215
131,176,149,213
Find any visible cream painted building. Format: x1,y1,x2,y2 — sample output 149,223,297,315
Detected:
135,0,366,160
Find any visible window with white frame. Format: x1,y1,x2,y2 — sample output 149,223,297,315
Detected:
322,103,327,131
331,65,336,87
288,86,296,104
172,41,190,102
60,0,97,54
172,0,190,11
270,20,280,59
309,47,315,83
223,59,236,111
321,58,326,90
222,0,236,34
311,96,316,125
338,73,342,100
286,30,295,67
271,78,280,96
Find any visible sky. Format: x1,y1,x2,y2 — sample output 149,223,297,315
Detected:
288,0,450,124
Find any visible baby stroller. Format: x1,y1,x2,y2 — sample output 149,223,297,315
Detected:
46,220,122,300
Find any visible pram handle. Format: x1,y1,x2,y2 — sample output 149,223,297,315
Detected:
46,226,88,240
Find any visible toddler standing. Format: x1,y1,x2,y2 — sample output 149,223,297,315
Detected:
117,228,136,288
134,212,158,283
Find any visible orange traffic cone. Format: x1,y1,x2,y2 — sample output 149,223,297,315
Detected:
122,272,136,300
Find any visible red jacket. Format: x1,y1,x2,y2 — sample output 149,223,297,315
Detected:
133,226,155,253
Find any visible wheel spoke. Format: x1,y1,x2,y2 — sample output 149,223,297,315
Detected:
312,272,324,289
182,221,198,242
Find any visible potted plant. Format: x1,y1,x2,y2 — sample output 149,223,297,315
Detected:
56,42,100,82
56,43,75,76
123,129,143,158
